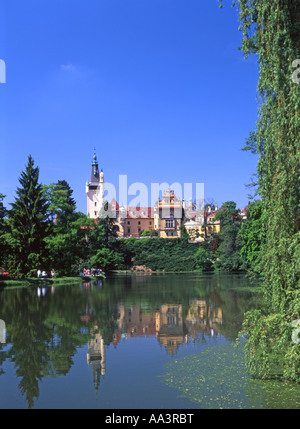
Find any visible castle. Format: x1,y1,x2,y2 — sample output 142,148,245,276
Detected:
85,152,220,240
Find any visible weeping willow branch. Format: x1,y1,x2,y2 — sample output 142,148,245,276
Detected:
218,0,300,381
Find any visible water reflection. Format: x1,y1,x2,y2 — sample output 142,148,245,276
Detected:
110,301,223,355
0,273,261,408
82,279,103,289
87,324,106,392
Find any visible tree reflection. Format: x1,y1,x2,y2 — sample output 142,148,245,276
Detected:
0,285,92,408
0,274,261,408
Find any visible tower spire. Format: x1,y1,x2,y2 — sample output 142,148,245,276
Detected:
90,150,99,183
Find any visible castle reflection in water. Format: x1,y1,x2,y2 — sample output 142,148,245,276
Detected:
84,299,222,390
113,301,222,353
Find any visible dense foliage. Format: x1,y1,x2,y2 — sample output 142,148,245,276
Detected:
213,201,245,271
116,236,202,272
1,156,255,278
0,157,121,277
219,0,300,382
239,200,264,273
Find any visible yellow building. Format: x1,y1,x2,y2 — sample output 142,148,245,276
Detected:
154,189,183,238
201,206,221,238
184,205,220,241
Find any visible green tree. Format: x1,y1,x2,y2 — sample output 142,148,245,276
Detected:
90,247,116,270
219,0,300,381
8,156,50,276
0,193,8,225
43,180,76,227
89,215,121,271
239,200,264,273
179,224,190,241
214,201,240,225
85,215,118,254
194,245,214,271
43,180,87,276
140,228,158,237
45,212,90,276
214,201,244,271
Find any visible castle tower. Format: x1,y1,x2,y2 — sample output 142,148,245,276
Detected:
86,152,104,218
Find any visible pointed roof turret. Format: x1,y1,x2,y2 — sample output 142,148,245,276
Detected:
90,151,100,183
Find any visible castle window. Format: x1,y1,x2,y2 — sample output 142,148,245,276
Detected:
165,220,174,228
138,221,141,225
95,202,97,207
127,221,130,225
149,221,152,225
127,228,130,234
94,211,97,216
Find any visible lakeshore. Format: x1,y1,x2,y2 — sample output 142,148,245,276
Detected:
0,275,105,289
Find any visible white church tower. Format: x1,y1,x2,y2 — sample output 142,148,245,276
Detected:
86,152,104,218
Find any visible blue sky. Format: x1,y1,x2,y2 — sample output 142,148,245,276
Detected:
0,0,259,213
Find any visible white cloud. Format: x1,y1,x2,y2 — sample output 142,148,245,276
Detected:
60,63,77,72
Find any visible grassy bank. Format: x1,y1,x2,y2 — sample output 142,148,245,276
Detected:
0,277,84,289
0,273,107,289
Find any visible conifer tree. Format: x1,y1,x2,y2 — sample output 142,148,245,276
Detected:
9,155,50,276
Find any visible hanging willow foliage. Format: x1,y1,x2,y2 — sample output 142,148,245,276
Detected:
219,0,300,381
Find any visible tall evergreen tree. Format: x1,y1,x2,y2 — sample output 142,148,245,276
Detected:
8,155,50,276
0,193,7,225
56,180,76,210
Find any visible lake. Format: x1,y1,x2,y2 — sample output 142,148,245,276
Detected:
0,272,299,409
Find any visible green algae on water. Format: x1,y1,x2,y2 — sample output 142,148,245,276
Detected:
160,343,300,409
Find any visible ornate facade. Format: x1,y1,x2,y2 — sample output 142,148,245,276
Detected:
85,154,206,239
